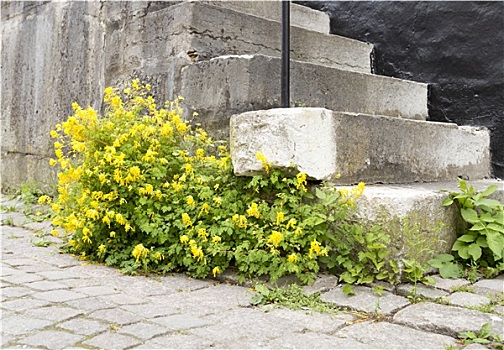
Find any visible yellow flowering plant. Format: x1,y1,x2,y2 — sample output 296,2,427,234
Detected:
47,80,399,285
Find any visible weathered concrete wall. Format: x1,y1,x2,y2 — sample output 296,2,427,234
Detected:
297,1,504,178
1,1,105,189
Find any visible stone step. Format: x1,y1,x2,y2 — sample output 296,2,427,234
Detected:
350,179,504,272
180,55,428,140
106,0,373,82
230,108,490,184
204,1,331,34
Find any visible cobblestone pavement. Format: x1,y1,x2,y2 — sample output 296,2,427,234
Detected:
1,195,503,349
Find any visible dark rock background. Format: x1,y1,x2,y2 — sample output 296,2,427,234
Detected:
297,1,504,178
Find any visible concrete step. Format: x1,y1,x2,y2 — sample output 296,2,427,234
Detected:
204,1,331,34
347,179,504,268
106,0,373,82
180,55,428,140
230,108,490,184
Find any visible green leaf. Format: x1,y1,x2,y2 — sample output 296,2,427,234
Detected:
475,198,502,209
254,284,270,296
439,262,462,279
461,208,479,224
423,276,436,285
442,197,454,207
486,231,504,259
250,293,264,305
433,253,455,262
458,178,468,191
342,284,355,296
487,223,504,234
476,236,489,248
480,185,498,197
467,243,482,261
457,233,478,243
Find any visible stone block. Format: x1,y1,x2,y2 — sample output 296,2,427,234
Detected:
182,55,427,140
230,108,490,183
207,1,331,34
350,180,503,267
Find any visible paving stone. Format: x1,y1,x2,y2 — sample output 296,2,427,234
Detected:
192,308,304,343
100,293,147,305
17,263,56,273
1,333,16,348
151,314,211,330
33,289,87,302
447,292,492,308
18,330,84,350
64,296,117,312
119,321,170,340
320,285,411,315
1,297,51,311
1,266,18,276
151,284,252,317
36,269,84,280
72,285,118,296
25,280,68,291
1,272,43,284
430,275,473,292
120,303,177,318
57,278,94,288
263,308,353,334
494,305,504,315
88,308,143,325
135,333,215,349
24,305,83,322
1,258,40,267
83,331,141,349
393,302,504,338
2,315,53,335
335,321,458,349
473,278,504,296
1,286,34,300
396,283,449,299
302,274,339,296
263,332,370,349
58,318,109,336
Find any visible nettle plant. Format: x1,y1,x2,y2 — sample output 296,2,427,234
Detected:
429,178,504,279
41,80,399,285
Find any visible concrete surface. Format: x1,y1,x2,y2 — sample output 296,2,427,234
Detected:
230,108,490,183
2,195,503,349
181,54,428,140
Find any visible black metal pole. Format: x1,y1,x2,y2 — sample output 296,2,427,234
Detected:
281,0,290,108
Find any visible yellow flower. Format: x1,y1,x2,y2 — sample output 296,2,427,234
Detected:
51,229,59,237
195,148,204,159
267,230,283,247
212,236,221,244
286,218,297,229
296,172,307,192
49,158,57,166
190,245,204,261
232,214,247,229
198,203,210,217
276,211,285,226
180,235,189,244
38,195,51,204
98,244,106,254
287,253,298,263
50,130,59,139
212,266,221,278
186,195,195,207
132,243,149,262
110,231,116,238
197,228,208,238
309,239,322,259
256,151,272,173
246,203,260,219
182,213,192,227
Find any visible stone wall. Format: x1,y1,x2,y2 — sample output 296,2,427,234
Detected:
297,1,504,178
